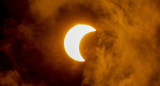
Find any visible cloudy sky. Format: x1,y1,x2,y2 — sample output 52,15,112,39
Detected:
0,0,160,86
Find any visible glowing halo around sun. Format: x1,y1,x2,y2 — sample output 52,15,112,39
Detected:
64,24,96,62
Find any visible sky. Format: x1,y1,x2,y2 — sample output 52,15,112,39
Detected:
0,0,160,86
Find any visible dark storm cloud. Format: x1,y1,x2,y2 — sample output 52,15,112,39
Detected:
0,0,160,86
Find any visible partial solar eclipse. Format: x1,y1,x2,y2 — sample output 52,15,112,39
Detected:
64,24,96,62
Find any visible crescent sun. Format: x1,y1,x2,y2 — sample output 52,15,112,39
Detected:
64,24,96,62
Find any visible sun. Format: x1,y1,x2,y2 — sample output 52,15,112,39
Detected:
64,24,96,62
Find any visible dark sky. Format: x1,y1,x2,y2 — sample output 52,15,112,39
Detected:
0,0,160,86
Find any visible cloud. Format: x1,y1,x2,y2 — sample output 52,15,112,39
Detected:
81,0,160,86
0,71,19,86
0,70,47,86
1,0,160,86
